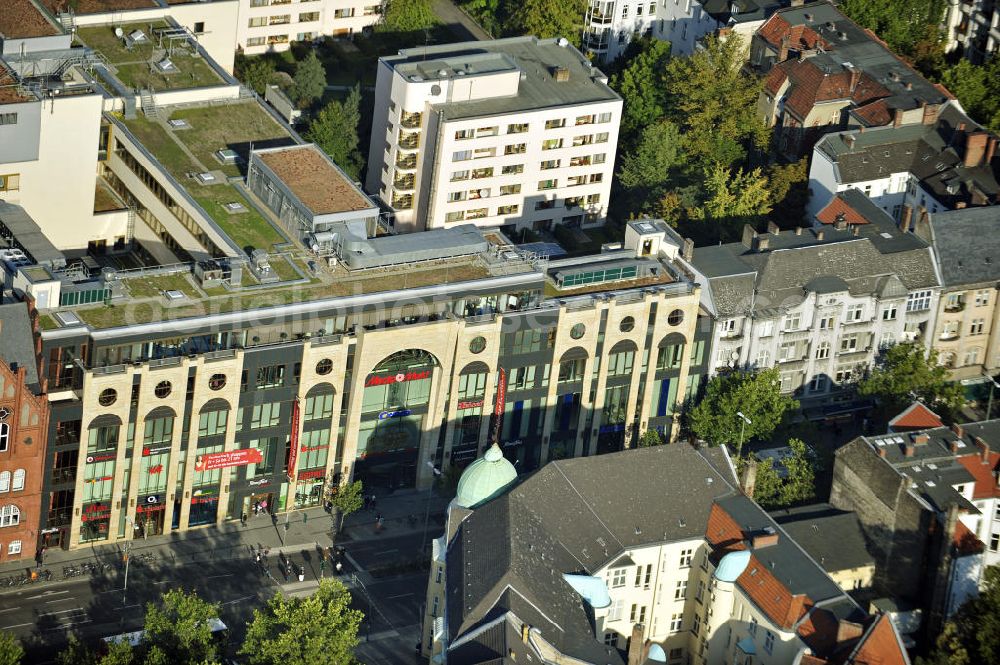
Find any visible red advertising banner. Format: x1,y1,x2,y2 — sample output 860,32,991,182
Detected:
287,398,301,482
457,399,484,410
194,448,263,472
492,367,507,443
365,369,431,387
297,469,326,481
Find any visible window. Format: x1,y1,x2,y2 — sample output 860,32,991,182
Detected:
758,320,774,337
246,37,266,47
501,164,524,175
445,211,465,223
810,375,827,392
0,113,18,126
541,159,561,170
695,580,705,602
975,290,990,307
542,138,563,150
0,505,19,527
629,604,646,623
882,305,897,320
679,548,693,567
304,393,334,421
451,170,470,182
545,118,566,129
0,173,20,192
990,532,999,552
209,374,226,390
507,123,529,133
907,290,932,312
453,150,472,161
499,184,521,196
840,334,859,353
669,613,683,632
783,313,800,331
504,143,526,155
472,167,493,179
538,179,558,190
819,315,834,330
755,349,770,366
634,567,643,587
0,422,7,452
764,631,774,655
0,471,7,492
497,204,519,215
448,191,467,203
780,373,796,392
598,112,612,123
778,341,797,361
248,16,267,26
473,147,496,159
595,132,609,143
964,348,981,366
608,598,624,620
971,319,985,335
251,403,281,429
749,617,758,636
675,580,687,599
610,568,627,587
466,208,488,219
256,365,285,389
692,614,701,636
604,632,618,647
7,540,20,555
299,11,319,20
846,304,864,322
198,410,228,437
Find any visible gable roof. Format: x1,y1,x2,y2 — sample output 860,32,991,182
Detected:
888,402,944,431
816,188,887,226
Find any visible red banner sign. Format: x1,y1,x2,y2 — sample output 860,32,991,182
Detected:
194,448,263,472
458,399,484,410
365,369,431,387
297,469,326,481
287,398,301,482
492,368,507,444
148,464,164,475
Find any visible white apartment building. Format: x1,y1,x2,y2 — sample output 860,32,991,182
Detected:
943,0,1000,63
688,215,940,404
424,442,911,665
237,0,382,54
808,102,1000,224
365,36,622,234
582,0,782,63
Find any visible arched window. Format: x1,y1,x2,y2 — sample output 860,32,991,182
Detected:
12,469,25,492
0,422,9,452
0,504,20,527
0,471,9,492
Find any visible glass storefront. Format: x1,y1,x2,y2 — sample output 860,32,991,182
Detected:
189,489,219,526
80,501,112,542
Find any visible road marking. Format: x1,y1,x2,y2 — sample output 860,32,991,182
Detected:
97,588,124,593
205,574,233,579
42,619,92,632
26,590,69,600
386,593,413,599
0,607,19,613
45,597,77,604
221,595,255,605
39,607,86,616
153,581,171,585
0,623,32,630
373,549,398,556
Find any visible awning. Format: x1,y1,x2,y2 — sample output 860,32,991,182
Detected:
737,637,756,655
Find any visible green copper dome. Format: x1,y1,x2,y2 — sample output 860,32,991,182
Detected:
455,443,517,508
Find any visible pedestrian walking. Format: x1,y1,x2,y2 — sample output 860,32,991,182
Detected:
335,561,343,574
370,495,377,510
255,551,261,564
253,501,260,516
241,512,248,527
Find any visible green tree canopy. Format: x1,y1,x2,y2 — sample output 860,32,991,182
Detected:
766,157,809,228
839,0,946,66
750,438,816,508
858,343,965,418
305,86,364,180
289,52,326,108
505,0,586,44
940,58,1000,132
917,565,1000,665
241,579,363,665
142,589,222,665
618,120,682,191
610,38,672,140
688,367,799,450
239,57,277,96
0,633,23,665
637,429,665,447
330,478,364,533
380,0,436,33
687,164,772,241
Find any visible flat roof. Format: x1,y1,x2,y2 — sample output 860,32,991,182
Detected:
0,0,60,39
39,0,157,13
256,145,373,216
0,201,65,267
387,37,620,121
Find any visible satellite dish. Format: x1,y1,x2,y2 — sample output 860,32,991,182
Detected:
114,27,125,38
479,189,489,198
730,351,740,360
430,84,441,95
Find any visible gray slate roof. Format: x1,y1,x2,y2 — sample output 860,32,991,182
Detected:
446,444,738,664
691,215,939,317
0,300,40,391
702,0,784,24
922,206,1000,288
770,503,875,574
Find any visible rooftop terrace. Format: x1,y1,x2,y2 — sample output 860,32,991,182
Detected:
77,21,223,91
0,0,60,39
121,101,297,252
257,146,372,216
40,0,157,13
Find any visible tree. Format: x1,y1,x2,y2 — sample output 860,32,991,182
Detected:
688,368,799,450
330,479,363,534
239,57,277,96
940,58,1000,132
506,0,586,45
662,34,770,172
687,163,772,239
241,579,363,665
0,633,23,665
142,589,222,665
379,0,436,33
839,0,946,67
289,52,326,109
305,86,363,179
858,342,965,418
637,429,665,447
917,565,1000,665
611,38,672,140
618,120,683,191
766,157,809,228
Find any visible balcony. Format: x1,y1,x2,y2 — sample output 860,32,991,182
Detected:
944,301,966,313
939,330,961,341
398,131,420,150
395,154,417,170
400,111,422,129
50,468,77,485
393,174,415,191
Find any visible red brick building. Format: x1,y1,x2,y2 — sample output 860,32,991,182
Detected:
0,300,49,564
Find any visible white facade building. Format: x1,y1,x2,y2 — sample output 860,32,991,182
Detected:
943,0,1000,63
365,36,622,234
236,0,382,54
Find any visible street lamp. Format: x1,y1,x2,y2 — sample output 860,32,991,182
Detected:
122,516,136,608
735,411,752,459
984,374,1000,420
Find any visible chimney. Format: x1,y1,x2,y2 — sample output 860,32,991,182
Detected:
795,226,803,236
949,440,961,454
878,447,887,458
836,620,865,646
834,214,848,231
784,594,807,627
913,433,930,446
751,528,779,549
900,204,914,233
966,132,989,168
627,624,645,665
922,103,939,126
742,224,757,248
951,423,964,439
815,229,825,241
956,201,967,209
682,237,694,262
893,107,904,128
844,133,856,150
778,34,791,62
767,220,780,235
755,235,771,251
740,457,758,498
973,436,990,463
904,443,915,457
852,224,861,236
986,136,997,165
847,65,860,93
521,623,530,644
552,66,570,82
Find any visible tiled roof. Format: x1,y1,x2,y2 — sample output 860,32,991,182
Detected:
757,15,829,51
852,99,893,127
779,60,889,122
816,191,873,225
956,451,1000,500
888,402,944,431
738,553,808,630
953,520,984,555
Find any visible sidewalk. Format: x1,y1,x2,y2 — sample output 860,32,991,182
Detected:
0,488,450,579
